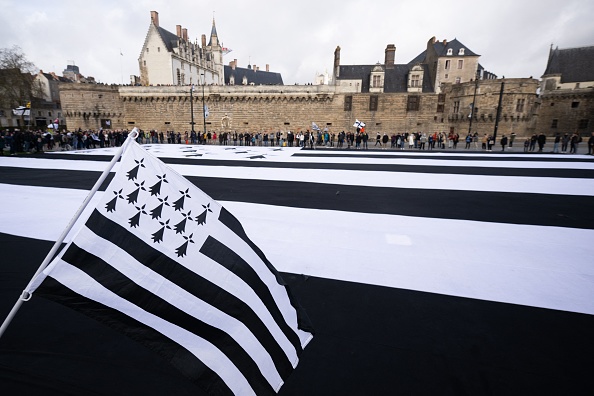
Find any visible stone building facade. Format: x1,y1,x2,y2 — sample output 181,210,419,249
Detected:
535,45,594,136
443,78,540,138
59,76,539,138
138,11,224,86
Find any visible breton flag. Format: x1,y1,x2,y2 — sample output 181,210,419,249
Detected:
353,119,366,129
24,137,314,395
311,122,320,132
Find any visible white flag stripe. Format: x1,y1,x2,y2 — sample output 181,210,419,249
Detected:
73,225,284,388
211,221,312,354
169,165,594,196
3,157,592,196
47,261,257,396
4,154,594,171
8,182,594,316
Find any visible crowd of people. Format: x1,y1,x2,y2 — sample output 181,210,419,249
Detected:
1,128,592,155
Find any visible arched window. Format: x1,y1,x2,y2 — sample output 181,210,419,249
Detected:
458,48,465,55
447,48,453,55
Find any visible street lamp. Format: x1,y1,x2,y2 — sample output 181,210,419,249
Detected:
493,76,505,145
468,69,480,135
190,84,195,133
201,72,207,136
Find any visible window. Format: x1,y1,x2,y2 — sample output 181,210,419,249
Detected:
372,75,381,88
455,77,461,84
438,93,446,102
571,101,580,108
457,60,463,69
369,95,378,111
453,101,460,113
344,95,352,111
444,74,449,79
407,95,419,111
516,99,525,112
410,75,420,87
143,60,146,67
146,47,149,52
447,48,453,55
551,119,558,128
445,60,451,70
176,69,181,85
437,104,444,113
578,119,589,129
158,47,160,52
459,48,465,55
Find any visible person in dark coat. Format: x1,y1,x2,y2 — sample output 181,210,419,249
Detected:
537,133,546,152
500,135,508,151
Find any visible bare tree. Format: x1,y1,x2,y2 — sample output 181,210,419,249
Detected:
0,46,39,111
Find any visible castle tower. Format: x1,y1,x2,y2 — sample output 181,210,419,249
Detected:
206,18,224,85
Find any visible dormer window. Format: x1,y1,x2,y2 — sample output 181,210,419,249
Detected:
369,64,385,93
447,48,453,56
459,48,465,55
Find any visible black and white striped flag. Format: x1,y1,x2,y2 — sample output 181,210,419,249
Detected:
24,140,314,395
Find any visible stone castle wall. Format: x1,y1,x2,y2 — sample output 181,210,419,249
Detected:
60,80,542,138
536,89,594,136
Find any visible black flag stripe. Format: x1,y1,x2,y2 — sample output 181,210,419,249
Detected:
85,209,295,378
35,276,235,395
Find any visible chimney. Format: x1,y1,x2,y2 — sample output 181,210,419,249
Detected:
176,25,182,38
253,64,257,72
385,44,396,69
266,64,269,72
232,60,236,70
182,28,188,41
201,34,206,47
443,39,447,45
150,11,159,27
334,46,341,78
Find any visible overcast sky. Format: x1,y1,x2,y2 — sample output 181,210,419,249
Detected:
1,0,593,85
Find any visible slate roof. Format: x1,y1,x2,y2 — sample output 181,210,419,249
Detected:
41,72,71,83
542,46,594,83
224,65,283,85
337,64,434,93
156,26,181,52
208,20,218,46
408,38,479,65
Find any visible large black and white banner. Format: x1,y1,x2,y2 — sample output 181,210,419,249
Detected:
21,141,314,396
1,144,593,395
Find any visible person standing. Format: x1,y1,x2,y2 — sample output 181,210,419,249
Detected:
509,132,516,147
569,132,582,154
375,132,381,147
561,133,570,153
500,135,508,151
362,130,369,150
537,133,547,152
587,132,594,155
553,133,561,153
